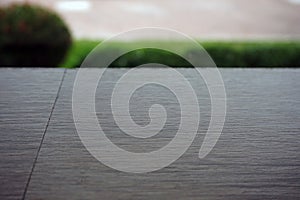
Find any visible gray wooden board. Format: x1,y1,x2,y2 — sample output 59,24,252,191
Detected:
0,68,299,199
0,68,65,200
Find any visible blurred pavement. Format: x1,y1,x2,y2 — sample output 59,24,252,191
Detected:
2,0,300,40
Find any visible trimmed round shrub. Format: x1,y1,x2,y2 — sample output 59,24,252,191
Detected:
0,3,72,67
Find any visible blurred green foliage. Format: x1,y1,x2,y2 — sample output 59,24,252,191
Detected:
202,41,300,67
61,40,300,68
0,3,72,67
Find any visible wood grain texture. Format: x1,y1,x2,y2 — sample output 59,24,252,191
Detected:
0,68,65,200
0,68,299,200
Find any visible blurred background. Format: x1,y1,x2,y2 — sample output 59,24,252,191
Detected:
1,0,300,67
2,0,300,40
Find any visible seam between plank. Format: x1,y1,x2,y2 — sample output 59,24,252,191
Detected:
22,69,67,200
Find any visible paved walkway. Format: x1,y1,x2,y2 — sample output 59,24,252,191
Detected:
0,68,299,200
2,0,300,40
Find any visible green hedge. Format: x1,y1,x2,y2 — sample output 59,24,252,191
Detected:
202,42,300,67
61,40,300,68
0,3,72,67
